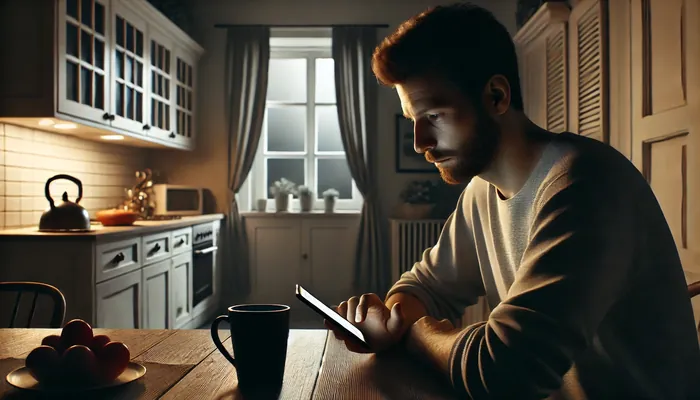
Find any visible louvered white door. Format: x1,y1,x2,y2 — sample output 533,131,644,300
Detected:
630,0,700,283
569,0,608,143
546,25,567,133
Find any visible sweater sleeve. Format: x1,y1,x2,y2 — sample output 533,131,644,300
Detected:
448,168,637,398
386,187,486,325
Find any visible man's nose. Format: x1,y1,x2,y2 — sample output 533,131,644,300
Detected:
414,119,436,154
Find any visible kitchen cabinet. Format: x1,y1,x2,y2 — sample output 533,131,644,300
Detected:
0,0,203,151
514,0,609,143
142,259,171,329
171,252,193,329
95,268,142,329
514,2,570,133
0,215,224,329
244,214,361,327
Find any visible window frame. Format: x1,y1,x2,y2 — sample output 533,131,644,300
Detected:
250,45,362,212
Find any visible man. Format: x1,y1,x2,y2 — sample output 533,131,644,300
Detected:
325,3,700,399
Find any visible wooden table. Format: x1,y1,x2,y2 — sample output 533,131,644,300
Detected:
0,328,460,399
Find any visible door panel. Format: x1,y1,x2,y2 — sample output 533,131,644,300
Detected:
631,0,700,277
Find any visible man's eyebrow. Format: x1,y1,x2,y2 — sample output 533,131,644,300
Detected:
410,96,452,117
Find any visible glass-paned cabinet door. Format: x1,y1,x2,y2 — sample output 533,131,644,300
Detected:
110,3,148,134
57,0,111,124
147,29,175,142
174,50,196,146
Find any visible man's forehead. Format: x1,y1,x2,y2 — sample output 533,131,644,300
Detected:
397,80,456,118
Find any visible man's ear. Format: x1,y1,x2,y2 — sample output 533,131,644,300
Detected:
482,75,511,116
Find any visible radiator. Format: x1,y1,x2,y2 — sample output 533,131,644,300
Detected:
389,218,490,327
389,218,445,284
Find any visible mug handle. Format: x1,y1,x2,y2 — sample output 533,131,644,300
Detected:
210,315,237,366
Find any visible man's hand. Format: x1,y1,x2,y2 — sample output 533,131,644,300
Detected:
405,316,461,375
325,293,408,354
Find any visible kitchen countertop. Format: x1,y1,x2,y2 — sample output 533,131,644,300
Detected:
0,214,225,240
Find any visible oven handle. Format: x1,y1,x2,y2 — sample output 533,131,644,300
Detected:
194,246,218,255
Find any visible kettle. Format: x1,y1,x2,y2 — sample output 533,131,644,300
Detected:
39,174,91,232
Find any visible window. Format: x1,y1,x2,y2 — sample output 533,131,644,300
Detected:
250,36,361,211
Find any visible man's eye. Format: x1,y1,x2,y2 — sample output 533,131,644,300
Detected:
427,113,441,121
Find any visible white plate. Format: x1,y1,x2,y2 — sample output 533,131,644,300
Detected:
5,361,146,393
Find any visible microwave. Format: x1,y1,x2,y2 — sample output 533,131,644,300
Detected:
152,184,203,216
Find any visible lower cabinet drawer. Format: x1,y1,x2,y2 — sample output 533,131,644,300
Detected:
95,237,141,283
142,231,172,266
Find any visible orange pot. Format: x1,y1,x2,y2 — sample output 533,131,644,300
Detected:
95,209,139,226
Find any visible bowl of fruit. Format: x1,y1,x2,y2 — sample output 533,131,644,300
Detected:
5,319,146,392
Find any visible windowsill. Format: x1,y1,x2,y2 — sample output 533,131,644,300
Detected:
241,210,361,218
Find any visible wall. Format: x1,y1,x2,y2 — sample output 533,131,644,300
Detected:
148,0,518,222
0,123,147,229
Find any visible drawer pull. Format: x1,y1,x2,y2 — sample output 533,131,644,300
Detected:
175,238,186,247
111,252,125,264
149,243,161,255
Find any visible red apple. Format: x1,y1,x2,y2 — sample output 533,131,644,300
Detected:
41,334,64,354
61,345,98,385
60,319,93,348
96,341,130,382
25,345,61,384
90,335,111,356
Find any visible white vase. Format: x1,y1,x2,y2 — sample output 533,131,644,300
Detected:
275,193,291,212
324,196,336,213
300,193,313,212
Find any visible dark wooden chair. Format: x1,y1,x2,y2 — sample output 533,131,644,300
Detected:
689,281,700,299
0,281,66,328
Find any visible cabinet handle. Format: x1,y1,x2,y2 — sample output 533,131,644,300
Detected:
110,114,116,121
175,238,185,247
177,306,183,316
301,253,308,260
111,252,125,264
149,243,161,255
142,124,151,130
102,112,111,120
169,132,176,139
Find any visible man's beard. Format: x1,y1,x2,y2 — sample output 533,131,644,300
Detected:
428,114,501,184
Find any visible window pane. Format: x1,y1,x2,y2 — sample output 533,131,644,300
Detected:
315,58,335,103
317,158,353,199
267,59,306,102
267,158,305,199
316,106,343,152
267,107,306,152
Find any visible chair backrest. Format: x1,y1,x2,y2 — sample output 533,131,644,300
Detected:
689,281,700,299
0,281,66,328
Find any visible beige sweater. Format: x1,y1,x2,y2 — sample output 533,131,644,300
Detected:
388,132,700,399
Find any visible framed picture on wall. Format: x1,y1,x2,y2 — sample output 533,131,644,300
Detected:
395,114,438,173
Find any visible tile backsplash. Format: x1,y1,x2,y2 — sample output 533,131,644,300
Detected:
0,123,148,229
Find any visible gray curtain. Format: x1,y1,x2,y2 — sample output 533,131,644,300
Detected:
224,27,270,301
332,27,388,295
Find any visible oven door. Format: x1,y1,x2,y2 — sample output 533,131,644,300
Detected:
192,241,217,309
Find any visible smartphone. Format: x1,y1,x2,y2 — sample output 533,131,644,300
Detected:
295,284,369,348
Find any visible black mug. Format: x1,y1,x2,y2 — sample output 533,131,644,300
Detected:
211,304,291,396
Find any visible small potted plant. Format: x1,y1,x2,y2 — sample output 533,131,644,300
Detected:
322,188,339,213
397,180,439,219
270,178,297,212
298,185,313,212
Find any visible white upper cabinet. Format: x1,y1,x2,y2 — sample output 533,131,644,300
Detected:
57,0,111,124
0,0,204,151
110,1,149,134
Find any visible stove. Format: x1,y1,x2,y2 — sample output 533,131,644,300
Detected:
192,223,217,312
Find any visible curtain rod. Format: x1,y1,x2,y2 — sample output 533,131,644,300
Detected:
214,23,389,28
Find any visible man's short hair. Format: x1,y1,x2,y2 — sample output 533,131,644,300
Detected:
372,2,524,111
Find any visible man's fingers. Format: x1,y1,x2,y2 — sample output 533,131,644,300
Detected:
387,302,405,335
337,301,348,317
356,294,370,323
346,296,359,323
